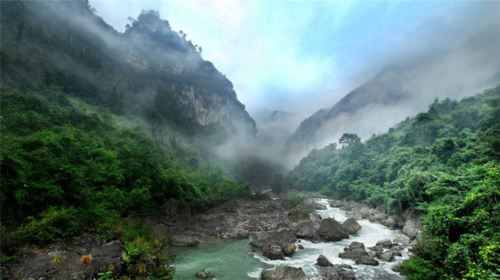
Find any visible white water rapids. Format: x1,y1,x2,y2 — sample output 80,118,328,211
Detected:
248,198,409,279
173,198,410,279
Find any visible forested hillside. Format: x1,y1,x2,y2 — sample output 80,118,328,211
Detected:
0,1,257,277
288,86,500,279
0,0,256,139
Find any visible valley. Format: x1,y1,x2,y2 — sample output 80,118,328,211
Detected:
0,1,499,280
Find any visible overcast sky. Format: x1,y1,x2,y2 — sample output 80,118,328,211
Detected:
89,0,500,115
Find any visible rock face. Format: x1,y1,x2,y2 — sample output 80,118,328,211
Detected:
1,1,257,138
342,218,361,234
317,255,333,267
8,240,124,280
318,218,349,241
261,266,308,280
249,230,296,259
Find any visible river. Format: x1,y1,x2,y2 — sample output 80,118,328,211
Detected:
173,198,408,279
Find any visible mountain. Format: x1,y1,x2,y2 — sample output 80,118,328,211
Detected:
0,0,256,139
287,86,500,279
285,25,500,160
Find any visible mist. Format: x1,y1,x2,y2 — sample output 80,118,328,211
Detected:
89,0,500,177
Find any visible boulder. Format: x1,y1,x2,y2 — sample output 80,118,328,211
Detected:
402,219,420,239
263,244,284,260
380,216,400,229
368,213,387,223
375,239,393,248
316,255,333,267
195,268,215,279
249,230,297,259
329,200,342,208
339,249,368,260
393,235,411,246
282,242,297,256
378,251,395,262
348,241,365,251
249,230,296,248
170,235,200,247
318,218,349,241
359,207,371,219
312,201,328,210
296,221,316,239
324,269,356,280
261,266,308,280
355,255,379,266
342,218,361,234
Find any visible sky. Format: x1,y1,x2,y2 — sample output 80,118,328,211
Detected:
89,0,499,116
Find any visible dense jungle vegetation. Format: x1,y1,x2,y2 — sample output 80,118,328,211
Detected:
0,87,248,278
288,86,500,279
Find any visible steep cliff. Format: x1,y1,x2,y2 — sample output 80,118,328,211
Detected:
0,0,256,138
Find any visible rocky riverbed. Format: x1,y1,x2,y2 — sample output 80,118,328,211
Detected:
173,197,418,280
4,196,419,279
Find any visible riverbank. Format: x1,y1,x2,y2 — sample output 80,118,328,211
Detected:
4,195,418,279
171,197,416,280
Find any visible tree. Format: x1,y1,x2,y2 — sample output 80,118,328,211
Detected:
339,133,361,148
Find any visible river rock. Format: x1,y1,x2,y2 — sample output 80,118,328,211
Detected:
355,255,379,266
296,221,316,239
342,218,361,234
311,201,328,210
249,230,296,248
375,239,393,248
261,265,308,280
380,216,400,229
378,251,395,262
250,229,296,259
393,235,411,246
170,235,200,246
348,241,365,251
195,268,215,279
263,244,284,260
368,213,387,223
339,249,368,260
329,200,342,208
316,255,333,267
324,269,356,280
318,218,349,241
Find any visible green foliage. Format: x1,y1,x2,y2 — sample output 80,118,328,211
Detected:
0,89,247,264
283,192,305,208
399,257,443,280
288,86,500,279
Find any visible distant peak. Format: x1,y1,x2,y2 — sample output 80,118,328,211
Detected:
127,10,172,34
